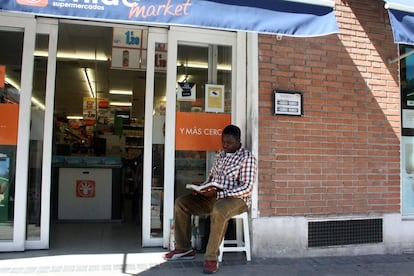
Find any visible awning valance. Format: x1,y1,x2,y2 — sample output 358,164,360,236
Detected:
0,0,338,37
385,0,414,46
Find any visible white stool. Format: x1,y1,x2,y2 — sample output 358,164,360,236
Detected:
218,212,251,262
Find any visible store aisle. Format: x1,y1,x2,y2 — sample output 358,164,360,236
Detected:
49,196,145,254
0,196,167,275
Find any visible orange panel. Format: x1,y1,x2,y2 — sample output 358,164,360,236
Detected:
175,112,231,151
0,104,19,145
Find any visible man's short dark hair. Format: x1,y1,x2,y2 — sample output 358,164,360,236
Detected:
222,124,241,140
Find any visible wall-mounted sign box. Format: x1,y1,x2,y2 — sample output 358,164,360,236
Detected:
273,89,303,116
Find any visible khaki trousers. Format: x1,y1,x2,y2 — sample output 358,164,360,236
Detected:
174,193,248,261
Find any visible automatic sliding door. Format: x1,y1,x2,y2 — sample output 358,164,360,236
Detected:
161,27,238,248
25,20,58,250
142,29,168,246
0,13,36,251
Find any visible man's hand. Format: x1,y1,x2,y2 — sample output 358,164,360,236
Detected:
192,188,217,198
201,188,217,198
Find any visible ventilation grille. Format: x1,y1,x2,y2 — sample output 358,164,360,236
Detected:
308,218,383,247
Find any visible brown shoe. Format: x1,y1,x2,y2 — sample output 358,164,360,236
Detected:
203,260,219,274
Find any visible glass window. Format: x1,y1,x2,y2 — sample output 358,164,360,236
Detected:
0,29,23,240
174,43,232,199
26,33,50,240
150,43,167,238
400,45,414,216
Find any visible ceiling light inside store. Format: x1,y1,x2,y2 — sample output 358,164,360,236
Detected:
67,116,83,120
176,62,231,71
177,74,190,82
6,77,45,110
34,51,108,61
110,101,132,107
5,77,20,90
31,97,45,110
82,68,96,98
109,90,133,95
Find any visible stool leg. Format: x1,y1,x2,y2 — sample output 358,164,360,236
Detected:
236,218,243,247
243,214,251,261
218,240,224,262
219,213,251,262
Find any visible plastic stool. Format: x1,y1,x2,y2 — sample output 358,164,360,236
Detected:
218,212,251,262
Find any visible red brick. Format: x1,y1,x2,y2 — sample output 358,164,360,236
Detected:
257,0,400,217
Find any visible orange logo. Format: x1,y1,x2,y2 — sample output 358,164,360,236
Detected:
16,0,48,7
76,180,96,198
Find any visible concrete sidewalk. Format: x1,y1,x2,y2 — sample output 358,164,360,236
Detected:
1,250,414,275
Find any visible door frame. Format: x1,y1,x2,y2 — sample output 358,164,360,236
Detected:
158,27,246,248
0,13,58,251
0,13,254,250
24,17,58,250
142,27,168,246
0,12,36,251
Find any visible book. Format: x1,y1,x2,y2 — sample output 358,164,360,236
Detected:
185,182,224,192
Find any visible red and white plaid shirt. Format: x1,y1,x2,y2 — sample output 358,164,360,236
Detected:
207,146,257,207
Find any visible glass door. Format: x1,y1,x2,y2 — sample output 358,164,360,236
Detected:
0,13,36,251
143,27,245,247
25,18,58,250
173,41,234,250
142,28,168,246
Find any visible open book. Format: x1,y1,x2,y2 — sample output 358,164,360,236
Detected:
186,182,224,192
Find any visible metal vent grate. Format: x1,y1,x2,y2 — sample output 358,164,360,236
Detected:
308,218,382,247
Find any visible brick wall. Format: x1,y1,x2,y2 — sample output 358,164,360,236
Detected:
257,0,401,217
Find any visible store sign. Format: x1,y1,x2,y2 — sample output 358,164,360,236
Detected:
0,1,338,37
111,28,147,70
0,104,19,146
175,112,230,151
76,180,96,198
82,97,110,125
177,82,196,101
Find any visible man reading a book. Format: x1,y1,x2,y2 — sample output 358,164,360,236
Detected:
163,124,257,274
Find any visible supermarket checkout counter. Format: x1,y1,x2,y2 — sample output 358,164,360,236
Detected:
51,156,123,221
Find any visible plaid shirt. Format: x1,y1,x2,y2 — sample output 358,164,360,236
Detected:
207,146,257,207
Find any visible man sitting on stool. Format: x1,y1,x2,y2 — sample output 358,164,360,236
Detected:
163,124,257,274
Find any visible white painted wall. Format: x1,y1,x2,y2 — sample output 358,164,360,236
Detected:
251,214,414,258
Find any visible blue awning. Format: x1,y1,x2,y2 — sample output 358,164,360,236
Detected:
385,0,414,46
0,0,338,37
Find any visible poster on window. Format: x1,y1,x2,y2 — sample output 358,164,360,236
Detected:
111,28,148,70
83,97,97,125
155,43,167,70
205,84,224,113
175,112,231,151
401,136,414,216
177,82,196,101
403,109,414,129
